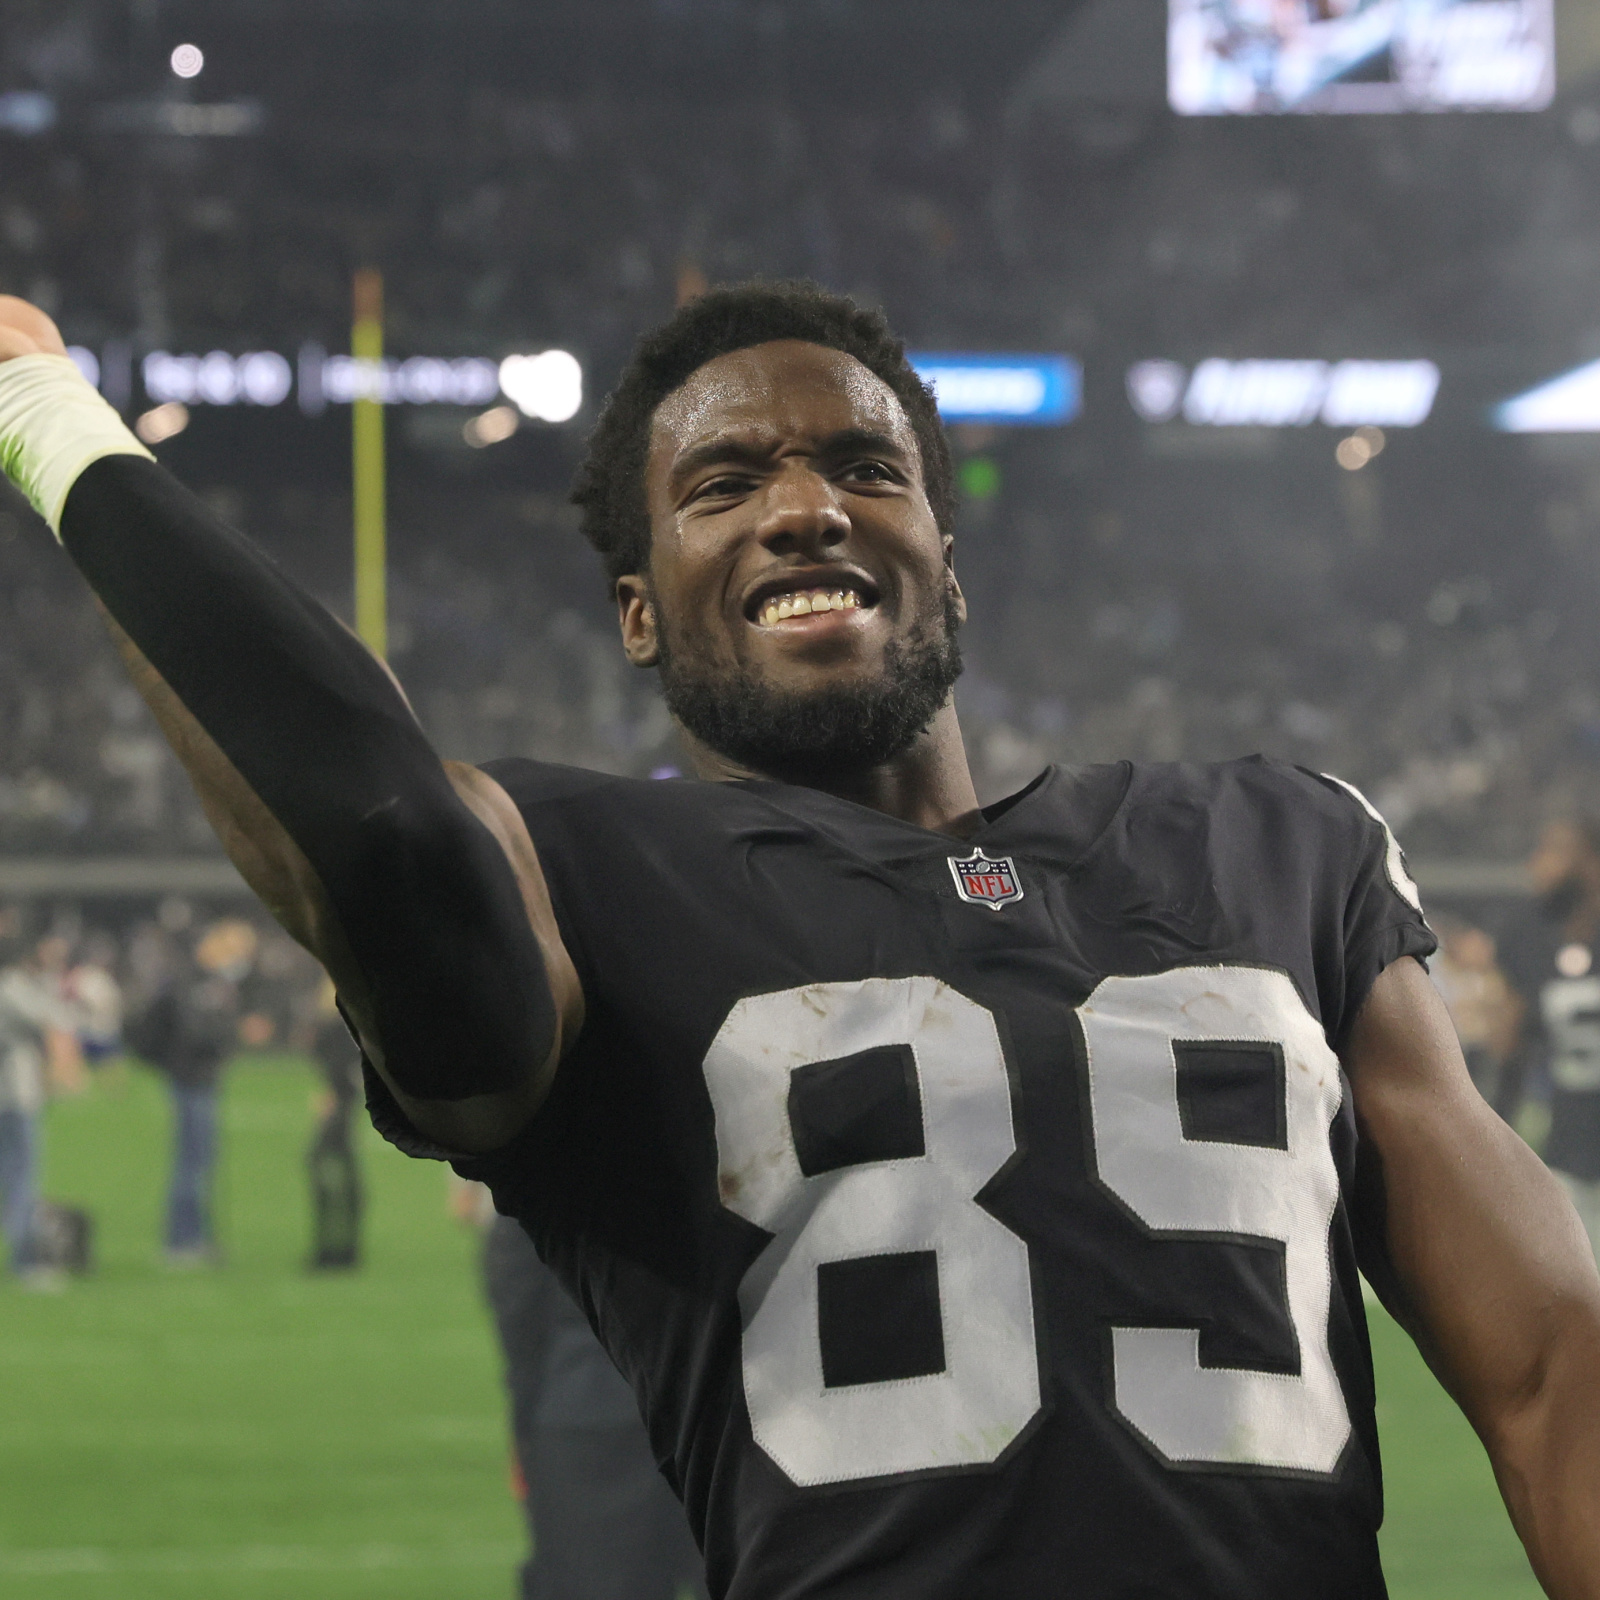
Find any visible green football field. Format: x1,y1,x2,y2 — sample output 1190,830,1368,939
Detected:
0,1059,1543,1599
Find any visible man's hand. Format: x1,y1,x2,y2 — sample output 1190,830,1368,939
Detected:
1348,957,1600,1599
0,295,68,362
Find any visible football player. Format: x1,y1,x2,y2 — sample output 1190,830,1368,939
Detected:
1501,819,1600,1261
1,283,1598,1597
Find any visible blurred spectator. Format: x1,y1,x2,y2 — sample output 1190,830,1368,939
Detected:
301,976,364,1271
1428,915,1521,1106
43,1001,87,1099
1500,819,1600,1260
241,928,323,1050
471,1197,706,1600
127,918,256,1266
65,930,124,1068
0,924,74,1286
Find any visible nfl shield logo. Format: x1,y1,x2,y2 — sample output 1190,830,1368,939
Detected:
948,851,1024,911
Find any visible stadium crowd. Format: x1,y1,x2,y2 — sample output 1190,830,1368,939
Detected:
2,462,1598,867
0,2,1597,866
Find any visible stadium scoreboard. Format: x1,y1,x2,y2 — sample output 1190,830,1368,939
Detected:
1169,0,1555,116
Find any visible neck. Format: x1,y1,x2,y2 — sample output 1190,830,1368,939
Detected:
680,701,984,838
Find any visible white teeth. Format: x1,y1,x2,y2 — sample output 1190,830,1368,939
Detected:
757,586,868,625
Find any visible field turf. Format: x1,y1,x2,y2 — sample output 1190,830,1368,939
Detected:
1,1058,1543,1598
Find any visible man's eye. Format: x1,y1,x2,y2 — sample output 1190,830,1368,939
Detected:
843,461,894,483
695,475,750,500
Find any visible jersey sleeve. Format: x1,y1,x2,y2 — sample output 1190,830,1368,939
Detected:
58,455,556,1105
1311,771,1437,1044
354,1012,558,1181
359,1052,458,1162
351,757,616,1171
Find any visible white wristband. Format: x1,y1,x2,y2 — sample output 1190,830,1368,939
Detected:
0,354,153,538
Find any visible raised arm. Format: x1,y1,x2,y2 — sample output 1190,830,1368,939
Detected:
0,296,581,1152
1347,955,1600,1599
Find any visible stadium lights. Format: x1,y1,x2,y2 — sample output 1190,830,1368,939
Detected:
1321,362,1439,427
135,403,190,445
133,347,549,413
0,91,56,136
498,350,584,423
170,44,205,79
1336,427,1387,471
1494,360,1600,432
908,354,1081,426
1127,359,1440,428
464,405,520,448
321,354,501,407
144,350,293,408
62,343,592,422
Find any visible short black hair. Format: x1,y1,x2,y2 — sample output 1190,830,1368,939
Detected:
571,280,954,586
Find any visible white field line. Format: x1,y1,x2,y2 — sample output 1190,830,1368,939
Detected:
0,1541,521,1577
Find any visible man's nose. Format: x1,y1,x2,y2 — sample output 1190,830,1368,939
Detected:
754,463,849,556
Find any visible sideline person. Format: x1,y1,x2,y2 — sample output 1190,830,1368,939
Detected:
302,975,364,1270
0,927,74,1285
1501,818,1600,1262
1428,913,1520,1108
128,918,254,1265
477,1200,706,1600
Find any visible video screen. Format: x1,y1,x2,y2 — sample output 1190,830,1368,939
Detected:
1169,0,1554,115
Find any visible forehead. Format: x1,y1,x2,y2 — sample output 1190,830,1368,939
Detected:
648,340,917,470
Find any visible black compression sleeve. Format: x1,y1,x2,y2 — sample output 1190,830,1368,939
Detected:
59,453,555,1101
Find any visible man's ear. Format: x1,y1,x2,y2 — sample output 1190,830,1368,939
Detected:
942,535,968,627
616,575,660,668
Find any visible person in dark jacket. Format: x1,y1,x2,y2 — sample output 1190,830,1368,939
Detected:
303,975,363,1270
129,919,254,1265
482,1210,706,1600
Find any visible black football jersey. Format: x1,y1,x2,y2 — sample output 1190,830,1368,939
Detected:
366,756,1435,1599
1508,933,1600,1181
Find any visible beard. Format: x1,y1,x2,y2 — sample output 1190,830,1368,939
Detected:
653,585,964,782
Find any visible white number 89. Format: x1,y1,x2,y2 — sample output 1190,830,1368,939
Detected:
704,967,1350,1488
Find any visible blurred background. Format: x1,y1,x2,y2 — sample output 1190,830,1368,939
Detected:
2,1,1598,1596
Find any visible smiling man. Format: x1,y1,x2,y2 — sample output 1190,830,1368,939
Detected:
595,326,971,820
2,282,1600,1599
